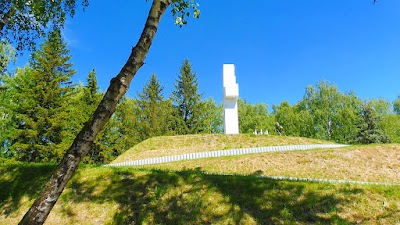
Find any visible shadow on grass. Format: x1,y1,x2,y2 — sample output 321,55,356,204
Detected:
62,167,362,224
1,164,367,224
0,163,56,216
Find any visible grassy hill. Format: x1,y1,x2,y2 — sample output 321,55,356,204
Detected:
112,134,332,163
1,134,400,224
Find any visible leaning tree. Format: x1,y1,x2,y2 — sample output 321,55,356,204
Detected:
18,0,200,224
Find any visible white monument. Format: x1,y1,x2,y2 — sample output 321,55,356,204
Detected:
223,64,239,134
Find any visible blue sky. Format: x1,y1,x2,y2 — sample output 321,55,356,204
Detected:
16,0,400,109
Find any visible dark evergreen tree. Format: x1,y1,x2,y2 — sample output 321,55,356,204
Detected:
9,30,75,162
83,69,100,107
67,69,104,163
66,69,101,140
356,103,390,144
171,59,205,134
394,96,400,115
87,98,141,163
137,73,172,140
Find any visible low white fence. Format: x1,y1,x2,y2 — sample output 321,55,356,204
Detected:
201,172,400,186
107,144,349,167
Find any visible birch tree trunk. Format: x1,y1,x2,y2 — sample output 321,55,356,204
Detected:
19,0,170,224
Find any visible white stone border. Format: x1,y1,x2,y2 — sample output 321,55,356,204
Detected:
203,172,400,186
106,144,400,186
107,144,349,167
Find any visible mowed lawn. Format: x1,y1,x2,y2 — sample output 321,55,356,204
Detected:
137,144,400,184
113,134,333,162
1,134,400,224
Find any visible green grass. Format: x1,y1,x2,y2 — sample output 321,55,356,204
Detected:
1,134,400,224
1,164,400,224
113,134,332,163
138,144,400,184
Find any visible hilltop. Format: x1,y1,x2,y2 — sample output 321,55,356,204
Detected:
112,134,332,163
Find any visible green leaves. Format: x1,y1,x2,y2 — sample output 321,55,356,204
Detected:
271,81,400,144
239,99,274,134
171,0,200,27
0,41,16,74
0,0,89,51
394,96,400,115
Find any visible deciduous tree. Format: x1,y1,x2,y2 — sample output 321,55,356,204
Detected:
0,0,89,50
273,101,300,136
201,97,223,134
240,99,274,134
0,41,15,74
380,114,400,143
297,82,362,143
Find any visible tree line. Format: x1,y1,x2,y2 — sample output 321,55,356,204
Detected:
1,32,400,165
0,31,220,164
273,82,400,144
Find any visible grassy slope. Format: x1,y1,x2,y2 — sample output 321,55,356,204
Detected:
1,134,400,224
1,164,400,225
113,134,332,163
141,144,400,184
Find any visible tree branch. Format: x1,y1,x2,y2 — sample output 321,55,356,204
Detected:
0,8,15,32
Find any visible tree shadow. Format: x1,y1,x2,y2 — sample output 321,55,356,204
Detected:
0,163,56,216
201,172,355,224
0,164,372,224
60,167,361,224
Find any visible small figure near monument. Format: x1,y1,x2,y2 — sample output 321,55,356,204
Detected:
275,122,285,136
223,64,239,134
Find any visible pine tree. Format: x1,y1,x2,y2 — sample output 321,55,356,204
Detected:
86,98,142,164
356,103,390,144
66,69,104,163
9,30,76,162
171,59,205,135
83,69,100,108
137,73,172,140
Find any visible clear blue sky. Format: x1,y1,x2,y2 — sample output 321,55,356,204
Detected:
16,0,400,109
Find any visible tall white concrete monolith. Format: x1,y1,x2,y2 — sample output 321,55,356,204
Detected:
223,64,239,134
